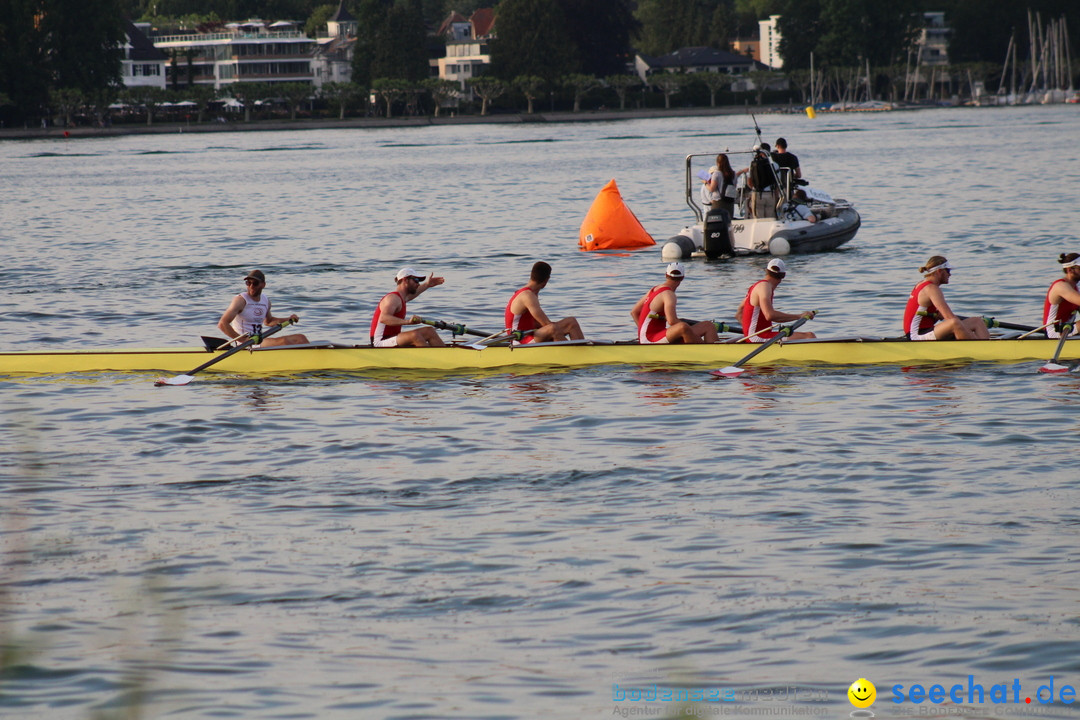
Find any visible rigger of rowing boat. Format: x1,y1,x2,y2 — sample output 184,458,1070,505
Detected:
1,336,1079,376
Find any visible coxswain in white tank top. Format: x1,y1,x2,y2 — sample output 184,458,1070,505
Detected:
231,292,270,336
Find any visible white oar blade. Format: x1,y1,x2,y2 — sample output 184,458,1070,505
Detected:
710,366,746,378
154,374,195,387
1039,362,1070,374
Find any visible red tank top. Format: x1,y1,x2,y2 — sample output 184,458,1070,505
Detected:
505,287,537,344
741,280,777,340
637,286,672,343
370,291,405,342
903,280,939,336
1044,278,1079,329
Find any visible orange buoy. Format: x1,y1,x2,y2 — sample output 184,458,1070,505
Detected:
579,179,656,252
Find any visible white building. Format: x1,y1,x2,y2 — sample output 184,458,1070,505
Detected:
153,20,315,89
634,46,759,84
311,1,358,88
429,9,495,93
915,12,950,66
759,15,783,69
122,22,167,88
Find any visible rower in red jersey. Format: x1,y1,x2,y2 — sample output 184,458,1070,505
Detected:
370,267,446,347
738,258,816,342
631,263,718,344
1043,252,1080,339
504,261,584,343
902,255,988,341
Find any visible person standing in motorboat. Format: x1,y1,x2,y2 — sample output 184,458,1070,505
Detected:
902,256,989,341
747,143,779,219
505,261,585,344
772,138,801,181
370,267,447,347
631,263,719,344
1043,253,1080,339
217,269,309,347
705,153,737,219
738,258,817,342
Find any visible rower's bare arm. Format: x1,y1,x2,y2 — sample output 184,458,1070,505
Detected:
217,296,246,338
927,285,956,319
1058,284,1080,307
630,295,646,321
379,297,409,326
663,294,680,326
412,275,445,299
523,293,552,327
756,286,780,322
758,289,803,324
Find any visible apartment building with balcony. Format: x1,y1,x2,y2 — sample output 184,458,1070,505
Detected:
153,20,315,89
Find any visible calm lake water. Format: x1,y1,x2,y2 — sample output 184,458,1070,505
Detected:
3,106,1080,720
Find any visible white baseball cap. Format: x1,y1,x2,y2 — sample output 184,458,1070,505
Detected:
666,262,685,278
922,259,952,276
767,258,788,274
395,267,427,281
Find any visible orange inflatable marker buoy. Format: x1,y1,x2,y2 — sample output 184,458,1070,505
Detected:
579,179,656,252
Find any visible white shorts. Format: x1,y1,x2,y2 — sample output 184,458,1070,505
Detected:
909,328,937,341
372,336,399,348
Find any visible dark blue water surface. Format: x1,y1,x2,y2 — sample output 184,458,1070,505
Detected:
3,107,1080,719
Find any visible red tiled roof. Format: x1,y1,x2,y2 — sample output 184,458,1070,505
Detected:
437,11,467,36
470,8,495,38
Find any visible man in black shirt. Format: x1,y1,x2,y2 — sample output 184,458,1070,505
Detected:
772,137,801,180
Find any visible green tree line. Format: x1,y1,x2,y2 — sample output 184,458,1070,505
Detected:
2,0,1078,125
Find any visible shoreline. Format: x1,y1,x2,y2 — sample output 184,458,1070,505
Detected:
1,100,1054,142
0,103,877,141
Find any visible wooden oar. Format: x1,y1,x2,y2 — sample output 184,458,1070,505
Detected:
710,315,813,378
155,320,294,386
1039,323,1074,374
416,317,498,339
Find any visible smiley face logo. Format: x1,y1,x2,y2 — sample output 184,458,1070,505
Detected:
848,678,876,708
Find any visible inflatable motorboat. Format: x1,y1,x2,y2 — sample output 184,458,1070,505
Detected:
661,151,861,260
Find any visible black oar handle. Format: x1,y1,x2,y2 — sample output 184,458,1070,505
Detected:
982,317,1040,333
681,320,743,334
187,320,293,375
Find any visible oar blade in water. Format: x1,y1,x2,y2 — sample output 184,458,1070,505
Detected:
154,374,195,386
1039,362,1071,374
711,366,747,378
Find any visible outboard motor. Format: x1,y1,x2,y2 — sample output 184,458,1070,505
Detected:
702,207,732,259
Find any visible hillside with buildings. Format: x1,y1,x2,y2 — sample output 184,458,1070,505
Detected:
1,0,1076,129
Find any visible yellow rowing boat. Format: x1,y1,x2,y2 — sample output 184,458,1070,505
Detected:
0,337,1076,376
